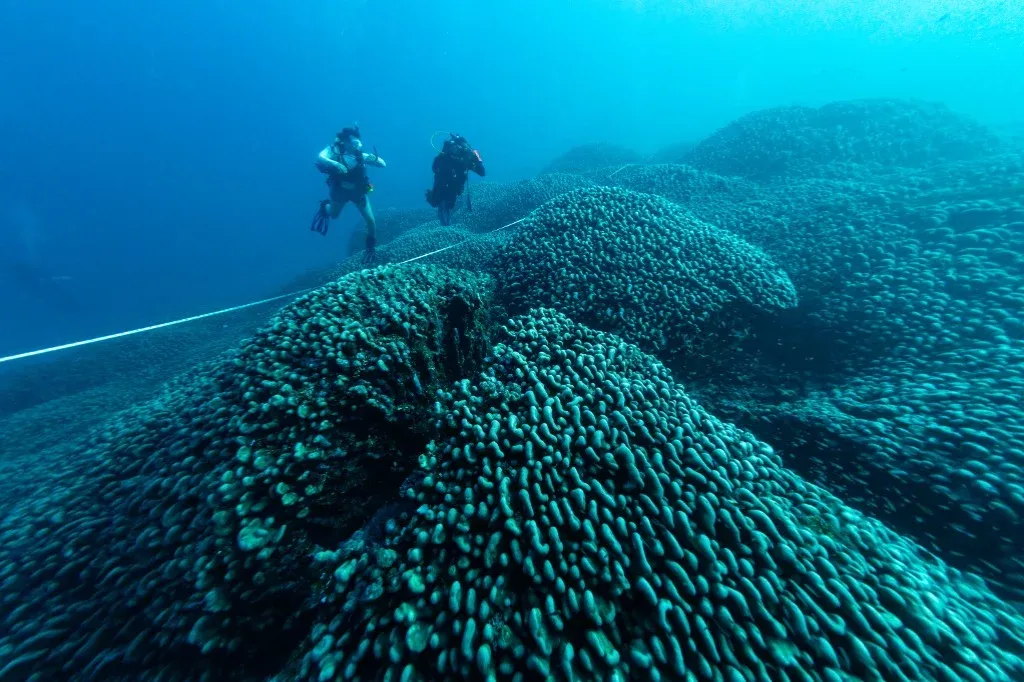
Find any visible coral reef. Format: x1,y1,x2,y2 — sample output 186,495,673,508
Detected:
497,186,797,369
2,97,1024,682
683,99,1005,182
299,309,1024,682
539,142,643,179
0,266,495,680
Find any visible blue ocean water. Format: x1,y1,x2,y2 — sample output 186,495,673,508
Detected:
0,0,1020,356
2,2,1024,681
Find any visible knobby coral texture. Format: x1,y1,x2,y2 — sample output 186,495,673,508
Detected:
2,98,1024,682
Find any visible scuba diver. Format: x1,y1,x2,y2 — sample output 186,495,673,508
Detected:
310,125,386,261
425,133,485,226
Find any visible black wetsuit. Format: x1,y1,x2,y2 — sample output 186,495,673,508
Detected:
425,137,485,226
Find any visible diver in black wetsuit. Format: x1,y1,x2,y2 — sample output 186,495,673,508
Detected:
425,133,485,226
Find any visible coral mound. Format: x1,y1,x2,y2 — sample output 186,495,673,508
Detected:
539,142,643,178
0,265,495,681
685,99,1004,181
4,96,1024,682
300,309,1024,682
462,173,596,233
498,186,797,366
612,163,760,207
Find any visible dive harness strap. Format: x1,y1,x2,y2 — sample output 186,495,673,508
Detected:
311,146,383,236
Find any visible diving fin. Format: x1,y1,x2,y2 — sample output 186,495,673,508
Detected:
311,200,330,236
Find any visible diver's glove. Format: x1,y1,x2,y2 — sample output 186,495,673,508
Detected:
311,200,330,236
363,234,377,264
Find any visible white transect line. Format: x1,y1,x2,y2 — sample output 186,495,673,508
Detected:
608,153,659,178
0,289,315,364
396,217,524,265
0,217,529,365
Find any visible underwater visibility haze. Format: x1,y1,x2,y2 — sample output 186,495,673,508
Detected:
2,0,1024,680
